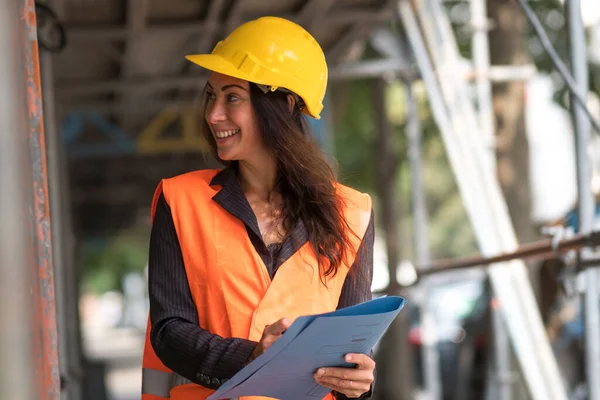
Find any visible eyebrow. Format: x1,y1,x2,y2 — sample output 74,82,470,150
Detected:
206,82,248,92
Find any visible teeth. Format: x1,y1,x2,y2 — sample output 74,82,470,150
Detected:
214,129,240,139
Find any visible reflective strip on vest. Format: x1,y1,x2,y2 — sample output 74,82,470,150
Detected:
171,373,192,388
142,368,192,398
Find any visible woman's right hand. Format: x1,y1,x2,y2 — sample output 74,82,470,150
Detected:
246,318,292,363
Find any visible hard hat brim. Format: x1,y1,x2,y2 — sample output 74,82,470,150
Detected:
185,54,256,87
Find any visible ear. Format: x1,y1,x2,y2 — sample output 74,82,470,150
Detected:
286,94,296,113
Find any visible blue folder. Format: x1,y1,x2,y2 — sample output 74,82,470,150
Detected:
207,295,406,400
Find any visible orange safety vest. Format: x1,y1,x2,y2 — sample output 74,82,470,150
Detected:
141,169,372,400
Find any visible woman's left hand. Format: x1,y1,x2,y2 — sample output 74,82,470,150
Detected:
313,353,375,398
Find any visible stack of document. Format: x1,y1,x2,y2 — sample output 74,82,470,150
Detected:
207,296,406,400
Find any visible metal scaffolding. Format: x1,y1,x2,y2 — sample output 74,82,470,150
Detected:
3,0,599,399
395,0,600,399
398,1,568,399
566,0,600,398
405,77,442,400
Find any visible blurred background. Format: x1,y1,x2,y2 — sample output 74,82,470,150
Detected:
2,0,600,399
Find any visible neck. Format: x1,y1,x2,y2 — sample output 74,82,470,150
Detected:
238,156,278,201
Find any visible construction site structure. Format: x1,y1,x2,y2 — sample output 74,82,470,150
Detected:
1,0,599,399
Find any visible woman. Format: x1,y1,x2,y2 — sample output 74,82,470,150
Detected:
142,16,376,400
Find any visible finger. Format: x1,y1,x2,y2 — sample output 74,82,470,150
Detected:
316,376,372,390
314,367,373,383
263,318,288,338
345,353,376,370
265,318,291,336
315,367,352,380
314,378,364,398
318,376,361,389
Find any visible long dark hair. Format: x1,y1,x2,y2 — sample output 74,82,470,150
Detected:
200,83,357,279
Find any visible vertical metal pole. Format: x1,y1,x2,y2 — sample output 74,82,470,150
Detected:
41,3,85,393
405,79,442,400
405,84,428,268
470,1,512,398
0,1,36,398
470,0,496,173
489,303,512,400
372,77,401,292
566,1,600,399
371,77,416,400
25,0,61,398
41,51,84,400
40,49,69,400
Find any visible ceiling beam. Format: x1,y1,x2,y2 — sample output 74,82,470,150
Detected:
125,0,148,35
329,58,417,81
324,0,399,65
57,0,402,114
67,23,217,43
196,1,224,52
207,0,226,22
56,73,208,96
66,9,391,43
295,0,336,32
173,0,231,110
225,0,247,33
119,0,150,131
185,0,228,62
57,62,537,108
56,57,415,111
326,25,371,65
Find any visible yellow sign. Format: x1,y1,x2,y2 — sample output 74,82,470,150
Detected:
137,105,210,153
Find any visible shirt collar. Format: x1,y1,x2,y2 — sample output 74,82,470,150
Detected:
209,166,237,187
209,165,308,259
210,166,263,240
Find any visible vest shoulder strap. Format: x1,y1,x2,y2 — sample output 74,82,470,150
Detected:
150,169,220,221
335,182,372,239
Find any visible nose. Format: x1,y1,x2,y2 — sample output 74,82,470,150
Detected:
206,100,227,124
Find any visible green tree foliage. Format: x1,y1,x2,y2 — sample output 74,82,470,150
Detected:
331,79,478,260
82,233,148,294
448,0,600,101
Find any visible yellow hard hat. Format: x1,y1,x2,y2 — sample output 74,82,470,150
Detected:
185,16,328,119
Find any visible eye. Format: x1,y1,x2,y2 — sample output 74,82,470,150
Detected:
205,90,216,100
227,94,240,103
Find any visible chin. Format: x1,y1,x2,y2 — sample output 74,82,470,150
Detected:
216,151,239,162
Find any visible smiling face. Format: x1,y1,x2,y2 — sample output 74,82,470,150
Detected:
204,72,267,162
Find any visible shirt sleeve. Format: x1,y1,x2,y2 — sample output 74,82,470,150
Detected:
335,208,376,400
148,193,257,389
337,209,375,310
